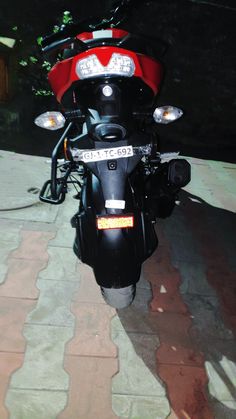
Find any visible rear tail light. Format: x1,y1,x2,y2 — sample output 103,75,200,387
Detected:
76,53,135,79
96,215,134,230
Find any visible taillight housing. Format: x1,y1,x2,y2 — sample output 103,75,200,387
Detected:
76,53,135,80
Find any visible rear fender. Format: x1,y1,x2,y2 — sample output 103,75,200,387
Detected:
72,173,157,288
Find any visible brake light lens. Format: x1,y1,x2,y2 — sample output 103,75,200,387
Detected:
76,53,135,79
34,111,65,130
96,215,134,230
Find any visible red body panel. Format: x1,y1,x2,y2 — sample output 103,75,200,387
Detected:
48,45,163,104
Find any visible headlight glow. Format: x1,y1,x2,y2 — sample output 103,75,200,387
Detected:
76,53,135,79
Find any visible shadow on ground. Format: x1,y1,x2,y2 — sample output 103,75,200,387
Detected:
115,189,236,418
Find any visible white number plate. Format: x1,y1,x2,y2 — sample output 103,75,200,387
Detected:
81,146,133,163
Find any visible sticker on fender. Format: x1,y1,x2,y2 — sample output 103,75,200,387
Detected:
82,146,133,163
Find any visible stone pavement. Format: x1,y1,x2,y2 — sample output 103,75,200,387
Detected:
0,150,236,418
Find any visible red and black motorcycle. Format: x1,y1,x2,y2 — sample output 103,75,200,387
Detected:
36,1,191,308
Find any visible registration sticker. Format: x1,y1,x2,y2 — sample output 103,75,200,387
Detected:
81,146,133,163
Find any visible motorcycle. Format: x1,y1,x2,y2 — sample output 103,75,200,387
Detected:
36,1,191,308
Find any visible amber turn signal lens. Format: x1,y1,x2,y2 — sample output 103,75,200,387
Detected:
34,111,65,130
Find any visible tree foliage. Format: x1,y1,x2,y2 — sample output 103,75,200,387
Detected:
12,10,74,96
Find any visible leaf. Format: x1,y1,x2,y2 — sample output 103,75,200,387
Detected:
37,36,43,46
29,56,38,63
53,25,60,33
19,59,28,67
63,10,73,24
34,89,53,96
42,60,52,71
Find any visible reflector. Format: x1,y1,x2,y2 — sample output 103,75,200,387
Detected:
34,112,65,130
97,215,134,230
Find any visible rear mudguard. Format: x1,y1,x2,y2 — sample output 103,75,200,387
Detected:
72,172,158,288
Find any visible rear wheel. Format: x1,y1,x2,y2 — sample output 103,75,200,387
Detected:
101,284,136,309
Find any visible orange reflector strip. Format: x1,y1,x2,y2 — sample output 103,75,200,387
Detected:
97,215,134,230
64,138,69,160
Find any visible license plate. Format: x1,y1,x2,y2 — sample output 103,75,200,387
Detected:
97,215,134,230
81,146,133,163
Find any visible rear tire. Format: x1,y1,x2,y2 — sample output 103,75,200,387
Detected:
101,284,136,309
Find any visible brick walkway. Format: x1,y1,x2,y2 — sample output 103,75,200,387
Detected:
0,151,236,418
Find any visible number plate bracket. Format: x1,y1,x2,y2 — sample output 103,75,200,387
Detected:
71,144,152,163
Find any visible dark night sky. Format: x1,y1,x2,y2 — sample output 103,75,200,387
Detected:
0,0,235,160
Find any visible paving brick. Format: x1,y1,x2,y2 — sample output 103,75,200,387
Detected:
116,332,160,384
178,260,216,296
39,246,80,282
184,294,234,341
6,389,67,419
112,319,166,398
54,197,79,223
210,400,236,419
112,394,170,419
0,258,45,299
12,230,55,261
72,263,105,304
58,355,118,419
157,342,204,367
22,221,57,232
111,318,171,416
188,335,236,365
131,285,153,313
0,242,20,284
168,233,203,265
167,409,179,419
26,278,79,327
112,306,158,335
0,297,35,352
159,364,213,419
150,286,188,314
0,219,23,243
0,202,59,223
153,309,204,368
143,256,178,287
149,311,193,348
49,222,75,248
137,268,152,289
206,356,236,402
66,302,117,357
0,352,23,419
9,324,73,390
150,272,181,294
